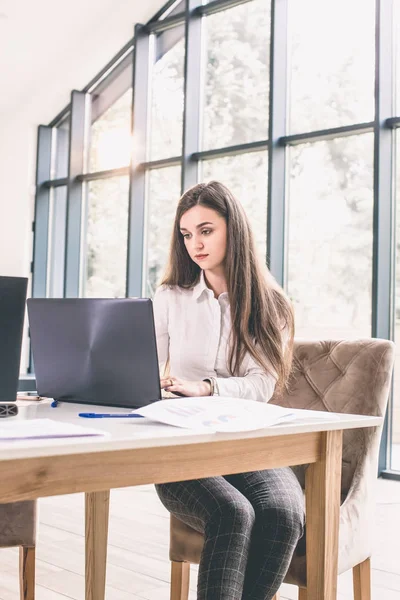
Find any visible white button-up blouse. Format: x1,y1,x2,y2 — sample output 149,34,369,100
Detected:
152,271,278,402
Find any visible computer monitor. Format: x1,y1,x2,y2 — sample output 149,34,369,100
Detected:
27,298,162,408
0,276,28,402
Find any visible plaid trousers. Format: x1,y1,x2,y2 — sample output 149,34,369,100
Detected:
156,467,305,600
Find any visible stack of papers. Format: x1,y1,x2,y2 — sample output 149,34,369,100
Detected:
134,397,341,432
135,397,297,432
0,419,108,441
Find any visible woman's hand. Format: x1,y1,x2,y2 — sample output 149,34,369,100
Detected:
160,376,211,397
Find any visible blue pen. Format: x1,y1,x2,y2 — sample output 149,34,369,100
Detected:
78,412,144,419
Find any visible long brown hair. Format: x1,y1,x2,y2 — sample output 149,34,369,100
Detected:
162,181,294,393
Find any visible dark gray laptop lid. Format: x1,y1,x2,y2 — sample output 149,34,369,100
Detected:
0,276,28,402
27,298,161,408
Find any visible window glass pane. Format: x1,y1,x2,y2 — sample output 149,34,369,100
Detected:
201,152,268,260
149,27,185,161
158,0,184,19
89,89,132,172
84,177,129,297
202,0,270,150
145,166,181,297
48,186,67,298
287,134,374,340
54,119,70,179
396,0,400,115
392,132,400,470
288,0,375,134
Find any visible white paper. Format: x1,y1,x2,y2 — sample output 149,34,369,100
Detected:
273,408,340,423
0,418,109,441
134,397,297,432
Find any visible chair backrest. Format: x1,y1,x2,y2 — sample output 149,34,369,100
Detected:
270,339,395,495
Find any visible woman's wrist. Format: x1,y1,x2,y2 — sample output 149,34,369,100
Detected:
203,376,220,397
202,379,213,396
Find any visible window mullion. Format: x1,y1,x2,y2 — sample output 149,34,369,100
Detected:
267,0,288,286
373,0,395,474
127,24,150,298
32,125,53,298
372,0,395,340
181,0,202,192
64,90,91,297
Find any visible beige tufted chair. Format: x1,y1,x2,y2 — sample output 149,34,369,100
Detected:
168,339,395,600
0,501,36,599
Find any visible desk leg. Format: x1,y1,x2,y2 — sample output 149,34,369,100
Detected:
305,430,342,600
85,490,110,600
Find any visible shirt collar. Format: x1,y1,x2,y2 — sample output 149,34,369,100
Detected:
192,270,211,301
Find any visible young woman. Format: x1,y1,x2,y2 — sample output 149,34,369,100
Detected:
153,181,304,600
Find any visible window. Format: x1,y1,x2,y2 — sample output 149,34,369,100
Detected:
54,119,70,178
288,0,375,134
47,187,67,298
392,132,400,470
396,1,400,115
202,0,270,149
89,89,132,172
145,166,182,297
287,135,374,339
201,152,268,259
149,28,185,161
389,0,400,471
84,177,130,298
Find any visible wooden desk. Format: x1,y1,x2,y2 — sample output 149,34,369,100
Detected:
0,402,382,600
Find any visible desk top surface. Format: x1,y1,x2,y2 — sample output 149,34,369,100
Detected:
0,400,382,461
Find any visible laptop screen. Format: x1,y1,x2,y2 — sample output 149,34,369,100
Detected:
27,298,161,408
0,276,28,402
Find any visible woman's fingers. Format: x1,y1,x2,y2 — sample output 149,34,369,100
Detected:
161,377,176,389
161,376,202,397
165,382,183,392
167,383,181,391
165,378,186,394
166,384,186,397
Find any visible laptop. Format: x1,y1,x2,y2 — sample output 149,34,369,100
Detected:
0,276,28,402
27,298,162,408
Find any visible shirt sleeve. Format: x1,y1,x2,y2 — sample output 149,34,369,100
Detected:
152,287,169,368
215,357,278,403
215,327,290,403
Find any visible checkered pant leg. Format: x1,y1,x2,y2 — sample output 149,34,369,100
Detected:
155,467,304,600
225,468,304,600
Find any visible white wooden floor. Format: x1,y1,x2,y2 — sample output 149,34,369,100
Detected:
0,478,399,600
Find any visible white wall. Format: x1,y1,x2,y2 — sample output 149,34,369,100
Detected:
0,116,36,277
0,0,165,278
